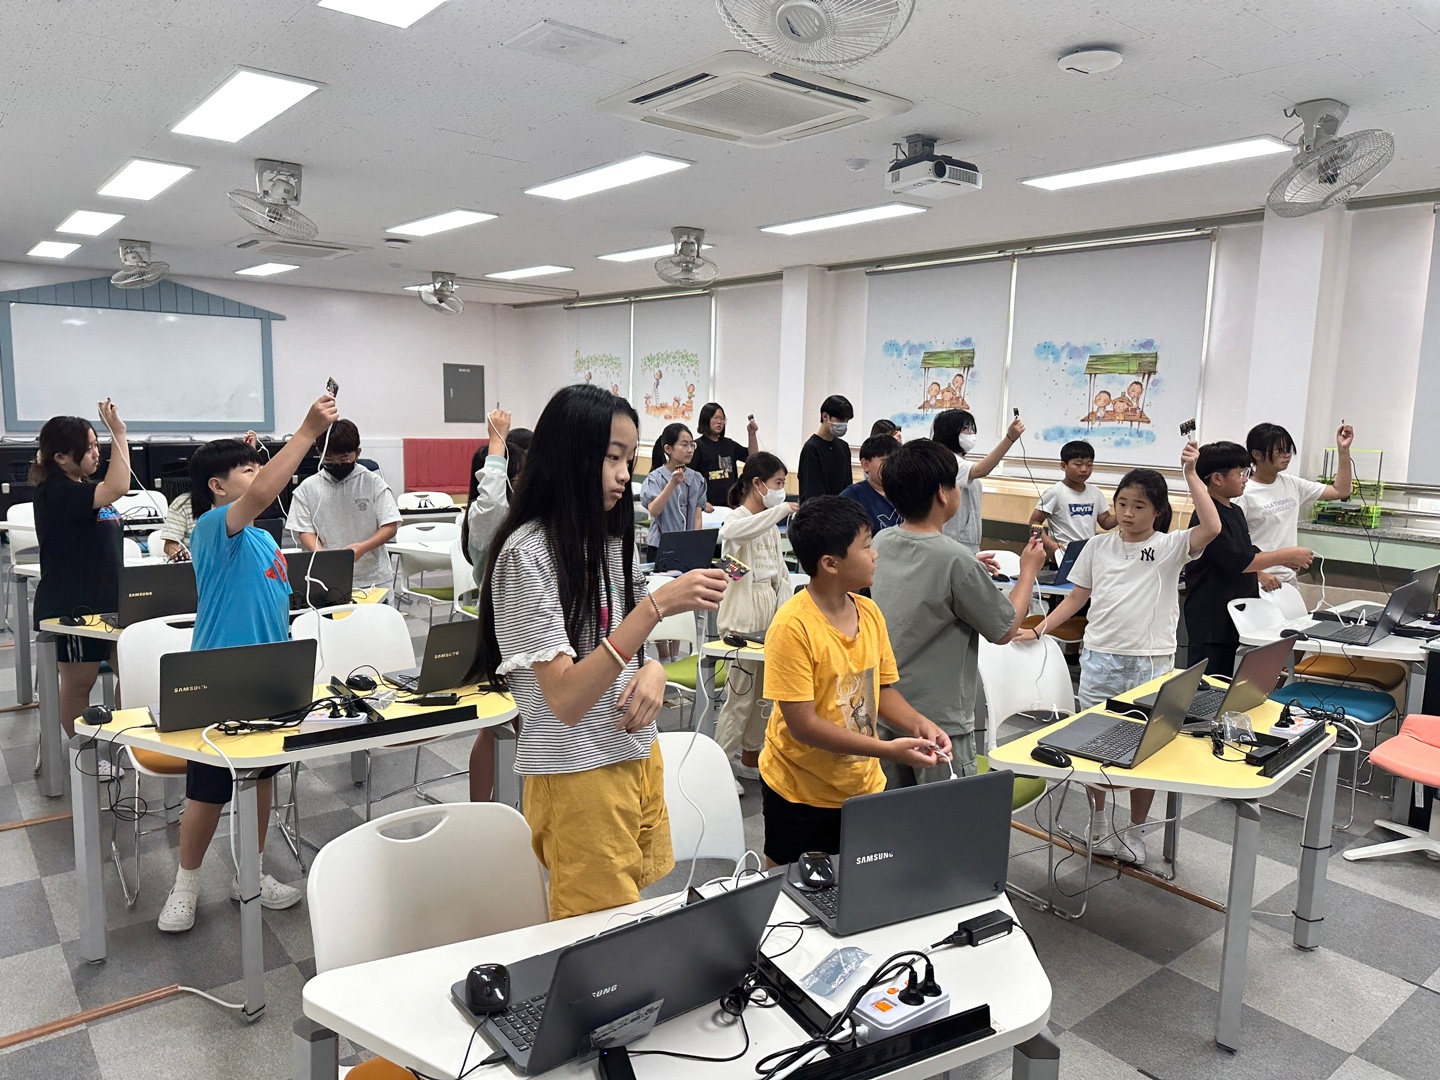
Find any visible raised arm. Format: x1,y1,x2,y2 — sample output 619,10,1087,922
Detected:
969,417,1024,481
1321,423,1354,500
93,399,131,508
227,395,337,537
746,415,759,456
1182,440,1221,554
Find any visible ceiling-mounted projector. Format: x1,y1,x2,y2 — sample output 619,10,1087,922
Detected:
884,134,980,199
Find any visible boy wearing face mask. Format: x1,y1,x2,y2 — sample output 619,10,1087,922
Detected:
798,394,855,503
285,419,402,590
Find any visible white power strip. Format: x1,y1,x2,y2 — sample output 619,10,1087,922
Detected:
854,982,951,1041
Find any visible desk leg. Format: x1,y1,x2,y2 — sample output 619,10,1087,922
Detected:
293,1018,339,1080
493,724,522,812
1294,746,1340,951
1010,1031,1060,1080
1163,792,1183,866
37,633,64,797
72,734,108,964
234,777,267,1021
349,750,366,786
1216,799,1261,1051
13,571,32,706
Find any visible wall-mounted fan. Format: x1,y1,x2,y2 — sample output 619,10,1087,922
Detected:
1267,99,1395,218
228,159,319,240
655,227,719,287
418,272,464,314
110,240,170,289
716,0,914,72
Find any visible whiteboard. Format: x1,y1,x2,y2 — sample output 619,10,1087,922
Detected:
7,303,268,428
1007,239,1212,467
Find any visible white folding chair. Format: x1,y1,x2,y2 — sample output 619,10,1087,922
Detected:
1268,582,1310,623
392,521,461,624
657,732,747,870
396,491,456,512
978,549,1022,578
976,637,1075,754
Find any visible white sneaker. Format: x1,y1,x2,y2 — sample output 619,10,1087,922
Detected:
733,761,760,781
157,886,198,933
230,873,302,910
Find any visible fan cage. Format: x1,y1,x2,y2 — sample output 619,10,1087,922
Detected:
716,0,915,72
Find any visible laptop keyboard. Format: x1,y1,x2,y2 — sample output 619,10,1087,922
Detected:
387,673,419,692
1078,723,1144,761
807,885,841,919
1188,686,1228,718
494,993,547,1051
1309,621,1374,644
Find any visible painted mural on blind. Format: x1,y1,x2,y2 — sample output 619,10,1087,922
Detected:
872,337,984,438
1031,339,1164,450
574,350,624,397
641,348,700,423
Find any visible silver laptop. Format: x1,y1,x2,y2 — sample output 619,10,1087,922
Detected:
1040,662,1206,768
1136,637,1293,723
1297,581,1419,646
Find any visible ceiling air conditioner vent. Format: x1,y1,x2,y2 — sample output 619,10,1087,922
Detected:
233,235,365,261
598,51,909,147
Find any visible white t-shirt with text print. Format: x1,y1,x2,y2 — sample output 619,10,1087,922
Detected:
1067,528,1198,657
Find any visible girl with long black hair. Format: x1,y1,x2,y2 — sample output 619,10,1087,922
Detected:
480,384,728,919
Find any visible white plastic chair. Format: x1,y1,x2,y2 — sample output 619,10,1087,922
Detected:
396,491,455,512
392,521,461,624
657,732,746,869
113,489,166,525
976,637,1075,754
1227,596,1286,641
1268,582,1309,623
978,549,1022,578
122,537,143,561
450,534,477,619
308,803,547,974
6,501,37,559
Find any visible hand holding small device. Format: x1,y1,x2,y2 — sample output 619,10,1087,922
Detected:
1179,418,1196,438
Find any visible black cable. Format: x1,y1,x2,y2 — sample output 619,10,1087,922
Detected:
630,1009,750,1063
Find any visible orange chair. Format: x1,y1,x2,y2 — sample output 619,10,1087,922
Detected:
1342,714,1440,863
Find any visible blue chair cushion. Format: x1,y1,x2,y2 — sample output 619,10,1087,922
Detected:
1269,682,1397,726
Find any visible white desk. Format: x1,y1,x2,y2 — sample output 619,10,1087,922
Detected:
299,889,1057,1079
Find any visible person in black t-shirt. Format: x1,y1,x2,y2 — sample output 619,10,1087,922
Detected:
1184,441,1314,676
798,394,854,503
31,402,130,740
690,402,759,511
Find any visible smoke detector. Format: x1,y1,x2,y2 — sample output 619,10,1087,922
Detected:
1057,48,1123,75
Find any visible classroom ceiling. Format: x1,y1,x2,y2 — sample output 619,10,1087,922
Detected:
2,0,1438,302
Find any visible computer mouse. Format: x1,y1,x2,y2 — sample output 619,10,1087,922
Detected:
1279,628,1308,640
346,674,377,692
1030,744,1072,769
82,705,111,727
465,963,510,1015
992,573,1013,583
59,615,85,627
795,851,836,892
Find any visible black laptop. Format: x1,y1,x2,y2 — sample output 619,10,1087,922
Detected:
1136,637,1293,723
782,770,1014,937
108,563,198,628
1041,662,1206,768
1037,537,1088,587
285,549,356,610
1297,581,1419,646
384,620,479,694
452,873,782,1075
148,639,318,732
653,528,719,573
1350,564,1439,627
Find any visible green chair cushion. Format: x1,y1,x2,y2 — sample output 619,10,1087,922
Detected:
662,654,727,691
410,586,454,602
978,754,1048,811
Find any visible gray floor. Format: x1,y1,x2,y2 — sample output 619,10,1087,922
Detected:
0,618,1435,1080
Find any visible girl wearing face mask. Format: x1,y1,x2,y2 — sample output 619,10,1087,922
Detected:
930,409,1025,553
285,419,403,591
715,453,797,790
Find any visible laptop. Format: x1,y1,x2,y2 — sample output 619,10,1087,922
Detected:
653,528,719,574
1135,637,1294,723
106,563,198,628
782,770,1014,937
383,620,479,694
284,549,355,610
1350,564,1439,626
454,873,783,1075
1037,537,1087,587
148,639,318,732
1040,662,1206,768
1296,581,1419,646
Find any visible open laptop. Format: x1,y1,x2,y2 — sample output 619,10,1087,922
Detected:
106,563,198,628
1040,662,1206,768
653,528,719,573
148,639,318,732
453,873,782,1075
1295,581,1419,646
1037,537,1087,587
383,620,479,694
782,770,1013,937
1350,564,1439,626
284,549,355,610
1135,637,1294,724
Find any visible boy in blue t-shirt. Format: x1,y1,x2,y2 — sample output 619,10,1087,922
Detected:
840,434,901,535
158,394,338,935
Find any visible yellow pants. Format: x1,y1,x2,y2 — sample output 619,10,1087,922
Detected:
523,742,674,921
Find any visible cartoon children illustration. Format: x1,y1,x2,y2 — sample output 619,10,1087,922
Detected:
921,381,943,410
1089,390,1113,421
653,370,663,398
947,373,968,408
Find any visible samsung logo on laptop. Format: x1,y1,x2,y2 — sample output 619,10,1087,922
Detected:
172,684,208,694
591,984,618,999
127,591,154,598
434,650,461,660
855,851,894,865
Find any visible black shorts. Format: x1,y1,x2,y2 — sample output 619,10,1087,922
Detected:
57,635,112,665
760,778,842,866
186,761,285,804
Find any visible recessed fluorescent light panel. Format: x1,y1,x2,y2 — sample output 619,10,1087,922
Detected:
385,209,497,237
598,242,714,263
235,263,299,277
317,0,447,28
525,154,691,201
485,265,574,280
1023,136,1291,191
761,203,928,236
56,211,125,236
28,241,81,259
172,69,321,143
98,159,194,201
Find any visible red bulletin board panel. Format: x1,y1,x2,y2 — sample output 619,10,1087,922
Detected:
402,438,487,495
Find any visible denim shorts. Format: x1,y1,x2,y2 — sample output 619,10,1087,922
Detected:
1078,650,1174,710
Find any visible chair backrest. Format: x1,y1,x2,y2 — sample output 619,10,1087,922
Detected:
291,603,415,680
117,615,196,708
648,610,698,649
657,732,746,867
113,489,167,523
1227,596,1285,640
397,491,456,511
394,521,460,545
977,637,1075,752
450,534,476,613
1268,582,1309,621
307,803,548,973
6,502,34,527
6,501,36,556
122,537,143,561
978,549,1022,578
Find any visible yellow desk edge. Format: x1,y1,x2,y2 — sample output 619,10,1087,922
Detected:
39,589,391,639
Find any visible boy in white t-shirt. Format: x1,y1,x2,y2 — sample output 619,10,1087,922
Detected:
1234,422,1354,585
1030,439,1116,562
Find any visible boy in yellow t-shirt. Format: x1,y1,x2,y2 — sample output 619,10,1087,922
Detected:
760,496,952,866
